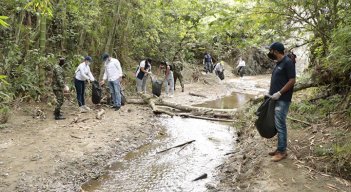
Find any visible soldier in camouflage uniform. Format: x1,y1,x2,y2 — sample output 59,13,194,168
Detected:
52,58,66,120
172,60,184,92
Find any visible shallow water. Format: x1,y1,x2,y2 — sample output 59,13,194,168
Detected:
82,116,235,192
81,93,253,192
194,92,254,109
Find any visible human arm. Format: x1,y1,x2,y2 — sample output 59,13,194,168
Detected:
100,67,107,86
115,60,123,80
87,66,95,81
78,65,91,81
55,66,65,90
165,65,170,79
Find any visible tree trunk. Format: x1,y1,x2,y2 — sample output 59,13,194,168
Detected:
38,13,47,91
60,0,67,53
39,14,47,53
15,11,25,45
99,1,121,80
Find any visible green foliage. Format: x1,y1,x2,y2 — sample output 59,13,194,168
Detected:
290,94,343,124
327,15,351,78
0,16,9,27
24,0,53,17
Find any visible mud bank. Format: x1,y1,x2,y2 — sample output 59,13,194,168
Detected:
211,104,351,192
0,103,163,192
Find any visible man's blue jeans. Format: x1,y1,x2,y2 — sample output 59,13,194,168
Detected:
275,100,291,152
108,79,122,108
74,78,85,107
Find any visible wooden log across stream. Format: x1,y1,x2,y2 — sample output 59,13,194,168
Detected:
127,94,238,122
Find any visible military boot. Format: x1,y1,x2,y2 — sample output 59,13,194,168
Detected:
181,87,184,92
54,109,66,120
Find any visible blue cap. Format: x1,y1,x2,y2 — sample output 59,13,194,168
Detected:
269,42,285,52
85,56,92,61
101,53,109,61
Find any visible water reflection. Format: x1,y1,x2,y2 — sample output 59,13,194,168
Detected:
194,92,254,109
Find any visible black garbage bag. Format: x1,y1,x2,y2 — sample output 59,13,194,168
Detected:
120,89,126,106
92,80,102,104
218,71,225,80
152,78,163,97
255,97,277,138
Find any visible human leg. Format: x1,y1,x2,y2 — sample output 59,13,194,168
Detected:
74,79,84,107
136,78,143,93
271,100,291,161
141,76,148,93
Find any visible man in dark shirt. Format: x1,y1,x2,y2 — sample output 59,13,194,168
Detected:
267,42,296,162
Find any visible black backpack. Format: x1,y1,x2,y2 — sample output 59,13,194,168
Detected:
287,51,297,64
91,80,102,104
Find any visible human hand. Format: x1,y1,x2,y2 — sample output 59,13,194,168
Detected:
100,80,105,86
271,91,282,100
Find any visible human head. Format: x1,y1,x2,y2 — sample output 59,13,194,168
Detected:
267,42,285,60
146,58,152,65
84,56,92,64
59,57,65,66
101,53,110,62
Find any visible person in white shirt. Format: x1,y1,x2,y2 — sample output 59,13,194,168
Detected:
74,56,95,112
100,53,123,111
135,58,152,94
214,61,225,80
159,61,174,97
236,57,246,78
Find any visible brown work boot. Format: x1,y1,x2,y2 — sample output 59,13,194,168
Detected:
268,150,278,156
271,151,287,162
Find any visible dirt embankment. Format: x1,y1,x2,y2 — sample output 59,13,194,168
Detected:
211,97,351,191
0,102,163,192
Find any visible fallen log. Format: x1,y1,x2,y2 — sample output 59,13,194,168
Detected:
293,81,318,92
192,173,208,181
135,94,237,118
70,117,89,124
140,94,174,117
213,113,234,119
189,92,207,98
287,116,312,126
157,140,196,154
178,113,236,122
157,100,237,113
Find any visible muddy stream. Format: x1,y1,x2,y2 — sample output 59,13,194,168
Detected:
81,93,252,192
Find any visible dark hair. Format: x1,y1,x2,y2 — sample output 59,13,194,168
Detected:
59,58,65,66
102,53,109,61
146,58,152,64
